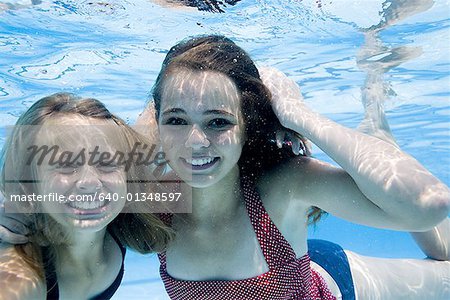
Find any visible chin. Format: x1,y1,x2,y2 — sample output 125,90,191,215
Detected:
183,176,223,189
65,213,117,231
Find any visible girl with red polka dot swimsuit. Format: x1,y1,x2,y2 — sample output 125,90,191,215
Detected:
151,35,449,299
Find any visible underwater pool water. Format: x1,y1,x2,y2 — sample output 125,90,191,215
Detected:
1,0,449,299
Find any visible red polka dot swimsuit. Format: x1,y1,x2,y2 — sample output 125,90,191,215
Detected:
158,179,336,300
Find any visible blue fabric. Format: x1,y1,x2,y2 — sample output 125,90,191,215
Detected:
308,239,356,300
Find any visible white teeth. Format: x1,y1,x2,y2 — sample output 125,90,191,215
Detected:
185,157,215,166
67,200,105,210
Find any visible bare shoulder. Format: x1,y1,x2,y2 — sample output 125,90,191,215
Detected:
258,156,368,214
260,156,401,229
256,156,323,211
259,156,346,202
0,244,46,300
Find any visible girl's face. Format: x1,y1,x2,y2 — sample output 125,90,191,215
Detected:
33,115,127,233
158,68,245,188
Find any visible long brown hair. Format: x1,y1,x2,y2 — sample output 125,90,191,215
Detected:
152,35,324,224
0,93,173,278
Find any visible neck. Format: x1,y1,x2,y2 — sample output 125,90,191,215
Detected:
184,166,242,224
54,228,108,271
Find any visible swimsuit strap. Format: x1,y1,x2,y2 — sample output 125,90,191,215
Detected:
240,178,297,269
158,213,173,227
98,231,127,300
157,213,173,269
42,246,59,300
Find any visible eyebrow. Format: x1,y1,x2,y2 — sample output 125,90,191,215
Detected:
161,108,185,116
204,110,235,117
161,108,235,117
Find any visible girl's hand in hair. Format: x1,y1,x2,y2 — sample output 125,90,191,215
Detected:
274,129,311,156
259,66,311,155
258,66,302,101
258,66,307,129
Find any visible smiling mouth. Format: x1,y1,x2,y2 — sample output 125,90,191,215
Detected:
182,157,220,171
65,199,109,215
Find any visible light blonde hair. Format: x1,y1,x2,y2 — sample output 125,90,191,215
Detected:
0,93,174,278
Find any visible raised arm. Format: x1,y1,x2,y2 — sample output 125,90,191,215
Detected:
260,67,449,231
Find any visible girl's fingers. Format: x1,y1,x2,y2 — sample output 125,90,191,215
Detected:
0,214,30,235
292,138,301,155
275,130,284,149
0,226,29,244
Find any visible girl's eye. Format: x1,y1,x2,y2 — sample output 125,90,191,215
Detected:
208,118,233,129
164,117,188,126
98,164,120,173
56,164,78,174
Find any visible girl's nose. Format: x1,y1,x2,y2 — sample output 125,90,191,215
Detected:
185,124,210,149
75,166,102,192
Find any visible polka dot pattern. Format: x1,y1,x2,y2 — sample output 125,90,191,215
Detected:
158,180,336,300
